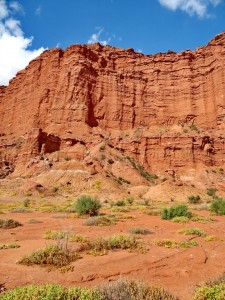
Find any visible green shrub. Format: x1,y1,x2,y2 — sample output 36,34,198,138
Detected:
188,195,201,204
190,124,198,132
193,274,225,300
115,200,125,207
51,186,59,193
84,216,116,226
211,198,225,215
75,195,101,216
161,204,192,220
19,244,80,267
23,198,31,208
129,227,153,235
64,156,71,161
101,278,178,300
0,284,102,300
0,219,22,229
125,196,134,205
207,188,217,197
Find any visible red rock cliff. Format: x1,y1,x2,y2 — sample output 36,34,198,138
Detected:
1,32,225,177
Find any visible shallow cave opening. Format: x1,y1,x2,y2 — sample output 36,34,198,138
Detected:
38,130,61,154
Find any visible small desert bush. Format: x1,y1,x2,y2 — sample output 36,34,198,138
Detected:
161,204,192,220
125,196,134,205
100,278,178,300
84,216,116,226
69,234,87,243
210,198,225,215
115,200,126,207
0,284,102,300
193,274,225,300
43,230,87,243
171,216,190,223
204,235,223,242
0,219,22,229
23,198,31,208
207,187,217,197
19,243,80,267
44,230,69,240
111,206,131,213
191,215,214,223
154,239,198,249
129,227,153,235
75,195,101,216
145,209,161,216
80,234,148,256
188,195,201,204
178,228,206,237
0,242,20,249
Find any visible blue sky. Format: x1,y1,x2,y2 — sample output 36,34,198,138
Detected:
0,0,225,85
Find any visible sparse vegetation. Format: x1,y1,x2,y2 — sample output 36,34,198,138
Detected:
0,284,102,300
19,243,80,267
207,188,217,197
75,195,101,216
171,216,190,223
115,200,125,206
204,235,223,242
23,198,31,207
1,279,178,300
191,215,214,223
100,278,178,300
125,196,134,205
80,234,148,256
190,124,199,132
51,186,59,193
129,227,153,235
154,239,198,249
64,156,71,161
178,228,206,237
211,198,225,215
126,156,158,182
84,216,116,226
193,274,225,300
188,195,201,204
0,242,20,249
161,204,192,220
0,219,22,229
44,230,69,240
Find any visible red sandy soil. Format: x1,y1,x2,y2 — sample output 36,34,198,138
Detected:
0,209,225,300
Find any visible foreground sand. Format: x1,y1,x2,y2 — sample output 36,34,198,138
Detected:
0,208,224,300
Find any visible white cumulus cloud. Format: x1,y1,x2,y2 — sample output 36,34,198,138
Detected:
88,27,111,46
158,0,222,17
0,0,45,85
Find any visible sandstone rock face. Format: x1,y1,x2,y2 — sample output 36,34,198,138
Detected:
1,32,225,178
